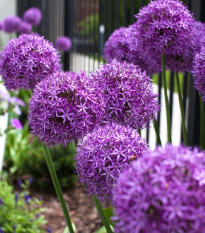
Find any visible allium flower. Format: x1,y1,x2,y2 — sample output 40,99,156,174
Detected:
113,145,205,233
29,71,105,146
23,7,42,26
3,16,21,33
0,21,3,31
0,228,4,233
55,36,72,52
17,21,32,34
104,25,158,74
0,33,61,90
10,119,23,130
0,198,3,206
192,21,205,54
134,0,195,72
192,46,205,101
92,60,159,129
75,123,148,202
24,194,31,205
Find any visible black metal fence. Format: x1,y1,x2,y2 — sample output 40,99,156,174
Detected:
17,0,205,148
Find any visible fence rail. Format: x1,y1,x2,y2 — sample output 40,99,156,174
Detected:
17,0,205,148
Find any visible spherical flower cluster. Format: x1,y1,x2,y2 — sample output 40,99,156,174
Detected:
55,36,72,52
23,7,42,26
4,16,21,33
75,123,148,202
17,21,32,34
29,71,105,146
104,27,131,63
92,60,159,129
134,0,195,72
192,46,205,101
104,25,159,74
113,145,205,233
192,21,205,55
0,33,61,90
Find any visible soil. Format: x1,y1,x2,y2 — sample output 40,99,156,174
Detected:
34,182,103,233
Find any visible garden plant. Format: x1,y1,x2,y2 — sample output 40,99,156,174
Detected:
0,0,205,233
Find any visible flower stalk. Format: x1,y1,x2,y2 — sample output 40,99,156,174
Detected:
92,195,113,233
175,72,188,146
42,144,75,233
162,54,172,143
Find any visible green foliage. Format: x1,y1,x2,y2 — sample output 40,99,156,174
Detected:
0,179,46,232
78,14,99,42
4,126,77,191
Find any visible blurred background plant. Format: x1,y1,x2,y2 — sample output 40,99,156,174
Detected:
4,125,77,190
0,179,46,233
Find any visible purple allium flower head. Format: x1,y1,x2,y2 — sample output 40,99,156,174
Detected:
10,119,23,130
92,60,159,129
0,228,4,233
192,21,205,54
75,123,148,202
113,145,205,233
3,16,21,33
192,46,205,101
0,33,61,90
134,0,195,72
23,7,42,26
104,25,158,74
55,36,72,52
17,21,32,34
28,71,105,146
0,21,3,31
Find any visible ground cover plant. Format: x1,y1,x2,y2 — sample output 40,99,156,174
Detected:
0,0,205,232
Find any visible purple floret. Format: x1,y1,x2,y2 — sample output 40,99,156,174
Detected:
92,60,159,129
104,25,159,74
55,36,72,52
17,21,32,34
3,16,21,33
192,46,205,101
113,144,205,233
75,123,148,202
23,7,42,26
0,33,61,90
28,71,105,146
134,0,195,72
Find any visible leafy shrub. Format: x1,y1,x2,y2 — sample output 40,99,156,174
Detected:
4,126,77,191
0,179,46,232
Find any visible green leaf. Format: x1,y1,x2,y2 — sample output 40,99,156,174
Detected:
63,223,76,233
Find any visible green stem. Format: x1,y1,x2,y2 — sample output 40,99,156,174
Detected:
43,144,75,233
200,97,205,149
162,54,172,143
153,121,162,145
92,195,113,233
175,72,188,146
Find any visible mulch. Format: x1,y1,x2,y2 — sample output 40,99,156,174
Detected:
33,182,103,233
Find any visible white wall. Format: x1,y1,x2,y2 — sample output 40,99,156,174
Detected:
0,0,17,45
0,0,16,173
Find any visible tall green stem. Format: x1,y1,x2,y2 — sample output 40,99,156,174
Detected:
153,121,162,145
200,97,205,149
92,195,113,233
161,54,172,143
43,145,75,233
175,72,188,146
